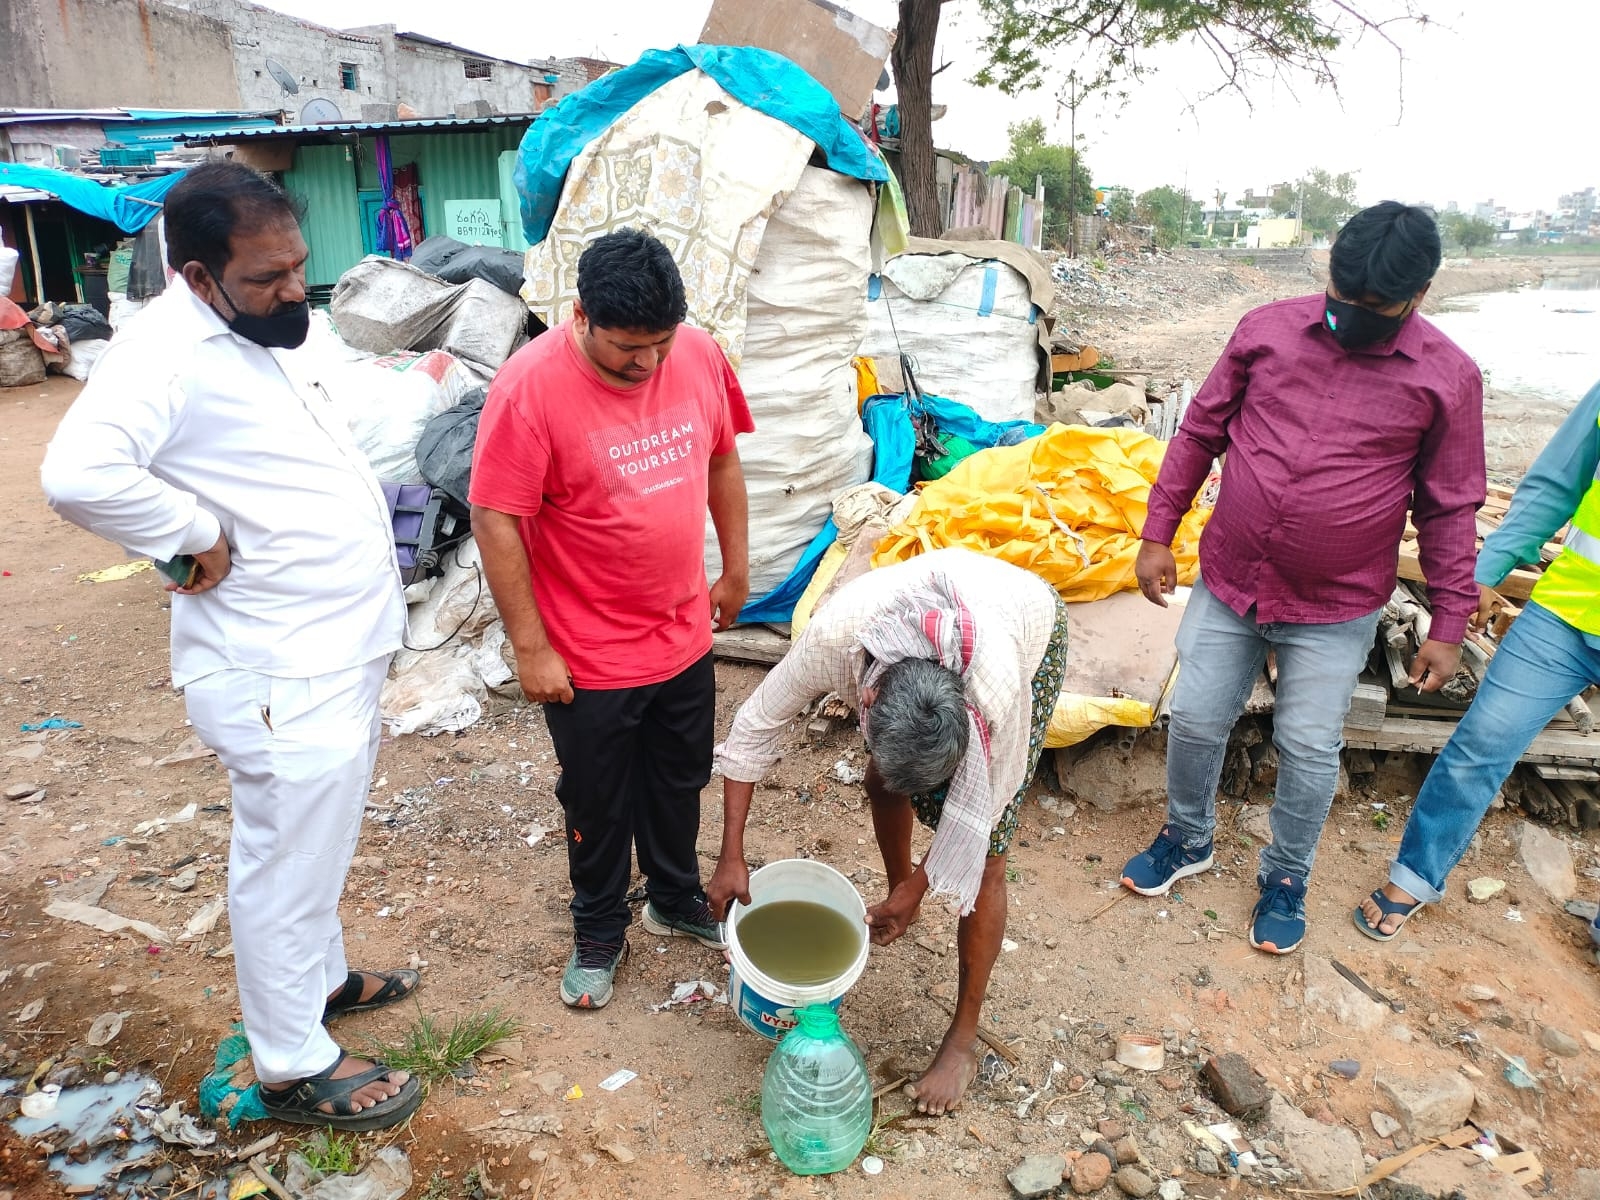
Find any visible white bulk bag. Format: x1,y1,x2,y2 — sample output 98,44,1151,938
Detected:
707,167,876,597
860,253,1040,423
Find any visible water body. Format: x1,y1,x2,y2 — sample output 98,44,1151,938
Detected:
1431,269,1600,406
1429,269,1600,474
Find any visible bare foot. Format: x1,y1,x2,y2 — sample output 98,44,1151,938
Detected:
904,1040,979,1115
262,1056,410,1114
1359,883,1418,936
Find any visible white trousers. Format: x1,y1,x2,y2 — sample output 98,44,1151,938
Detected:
184,656,389,1084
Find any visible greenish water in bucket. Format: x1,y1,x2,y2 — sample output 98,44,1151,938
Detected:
736,899,864,987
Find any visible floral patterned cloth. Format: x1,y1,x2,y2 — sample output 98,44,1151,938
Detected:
911,596,1070,857
521,71,816,371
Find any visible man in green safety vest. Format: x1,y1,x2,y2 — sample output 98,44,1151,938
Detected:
1356,377,1600,961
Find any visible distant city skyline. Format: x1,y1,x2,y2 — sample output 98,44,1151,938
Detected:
254,0,1594,213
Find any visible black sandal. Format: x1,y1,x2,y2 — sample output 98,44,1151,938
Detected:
322,969,421,1021
259,1050,422,1131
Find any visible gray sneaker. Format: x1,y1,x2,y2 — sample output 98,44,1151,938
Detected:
642,900,726,950
560,939,628,1009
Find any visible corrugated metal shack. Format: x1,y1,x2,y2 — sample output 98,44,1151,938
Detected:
179,115,536,292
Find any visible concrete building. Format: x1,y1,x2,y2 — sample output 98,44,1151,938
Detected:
1,0,241,110
4,0,613,123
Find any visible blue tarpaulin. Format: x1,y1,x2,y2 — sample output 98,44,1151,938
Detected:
0,163,183,233
514,43,888,245
737,395,1045,625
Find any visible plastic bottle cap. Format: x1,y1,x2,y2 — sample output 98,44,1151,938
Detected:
862,1156,884,1175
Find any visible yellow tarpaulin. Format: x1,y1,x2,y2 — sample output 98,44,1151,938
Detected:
871,423,1210,602
1046,691,1156,748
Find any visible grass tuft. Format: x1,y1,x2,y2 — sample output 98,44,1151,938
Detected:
298,1128,362,1175
366,1007,521,1083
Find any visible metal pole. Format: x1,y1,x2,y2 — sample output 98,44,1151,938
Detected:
1067,71,1077,258
23,203,44,307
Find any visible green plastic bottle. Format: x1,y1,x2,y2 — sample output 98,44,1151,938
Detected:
760,1004,873,1175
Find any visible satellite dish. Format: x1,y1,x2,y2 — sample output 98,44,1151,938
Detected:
266,59,300,95
300,98,343,124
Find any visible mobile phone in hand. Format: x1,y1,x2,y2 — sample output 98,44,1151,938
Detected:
154,555,200,589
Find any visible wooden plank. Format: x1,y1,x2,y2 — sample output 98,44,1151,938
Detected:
1533,763,1600,782
1397,548,1541,600
1051,346,1101,373
713,626,789,666
1344,716,1600,765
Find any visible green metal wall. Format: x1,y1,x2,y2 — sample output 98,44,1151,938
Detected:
283,144,363,288
285,124,530,287
355,125,528,246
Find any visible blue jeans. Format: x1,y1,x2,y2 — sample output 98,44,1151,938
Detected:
1392,601,1600,905
1167,579,1382,882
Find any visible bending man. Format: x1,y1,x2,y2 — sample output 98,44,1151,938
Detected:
709,548,1068,1114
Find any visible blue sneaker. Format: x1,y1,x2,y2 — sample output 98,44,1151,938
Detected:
1121,824,1214,896
1251,873,1307,955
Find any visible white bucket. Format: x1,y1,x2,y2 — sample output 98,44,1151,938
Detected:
726,859,870,1040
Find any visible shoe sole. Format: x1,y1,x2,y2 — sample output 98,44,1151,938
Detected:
1250,933,1302,955
560,983,612,1009
1121,853,1214,897
641,908,727,950
1351,904,1415,944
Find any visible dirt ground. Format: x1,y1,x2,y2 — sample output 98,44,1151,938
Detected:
3,262,1600,1200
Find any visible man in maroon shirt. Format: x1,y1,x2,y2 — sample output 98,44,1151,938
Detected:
1120,202,1484,955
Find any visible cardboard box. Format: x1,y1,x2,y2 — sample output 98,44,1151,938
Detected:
699,0,892,121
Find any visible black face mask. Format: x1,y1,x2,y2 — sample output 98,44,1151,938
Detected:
212,279,310,349
1323,294,1408,350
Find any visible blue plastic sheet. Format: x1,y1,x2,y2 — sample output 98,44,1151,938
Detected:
0,163,183,233
514,44,888,245
737,394,1044,624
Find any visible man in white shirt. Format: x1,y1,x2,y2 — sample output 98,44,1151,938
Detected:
708,548,1069,1115
40,162,421,1131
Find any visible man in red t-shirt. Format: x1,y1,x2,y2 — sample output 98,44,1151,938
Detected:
470,228,753,1009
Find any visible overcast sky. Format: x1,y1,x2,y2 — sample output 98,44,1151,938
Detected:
259,0,1595,212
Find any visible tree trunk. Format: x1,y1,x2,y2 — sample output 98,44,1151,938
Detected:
892,0,943,239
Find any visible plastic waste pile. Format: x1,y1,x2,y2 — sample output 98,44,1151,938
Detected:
305,251,527,734
0,296,114,387
761,1004,874,1176
329,256,528,384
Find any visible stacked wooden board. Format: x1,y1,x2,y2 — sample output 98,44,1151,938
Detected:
1344,483,1600,826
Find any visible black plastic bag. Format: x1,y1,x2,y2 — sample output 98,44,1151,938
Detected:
416,386,488,513
127,222,167,300
435,246,525,297
410,235,469,278
58,303,113,344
